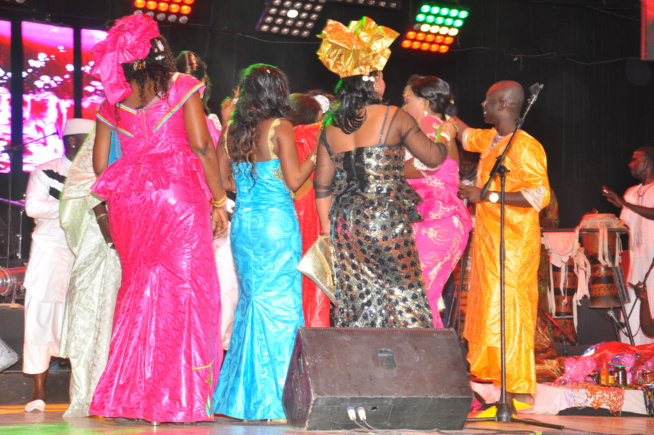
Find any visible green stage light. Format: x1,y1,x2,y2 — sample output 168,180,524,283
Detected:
401,1,469,54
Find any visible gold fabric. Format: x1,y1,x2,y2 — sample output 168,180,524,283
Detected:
297,235,336,304
463,128,550,394
317,17,399,78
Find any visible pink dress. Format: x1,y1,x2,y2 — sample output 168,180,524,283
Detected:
89,73,222,423
408,115,472,328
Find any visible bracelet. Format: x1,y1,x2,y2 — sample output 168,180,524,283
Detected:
211,194,227,208
306,153,317,167
95,213,108,221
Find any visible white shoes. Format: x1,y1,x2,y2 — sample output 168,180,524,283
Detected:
25,399,45,412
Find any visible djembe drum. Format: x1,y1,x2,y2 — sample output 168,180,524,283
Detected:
551,258,577,343
580,229,626,308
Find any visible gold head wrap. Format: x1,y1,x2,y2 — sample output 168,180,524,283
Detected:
317,16,399,78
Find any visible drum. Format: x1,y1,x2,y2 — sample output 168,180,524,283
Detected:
552,257,577,318
0,266,27,297
580,230,622,308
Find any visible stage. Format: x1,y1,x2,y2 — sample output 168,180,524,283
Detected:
0,404,652,435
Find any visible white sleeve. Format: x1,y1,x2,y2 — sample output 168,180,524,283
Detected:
25,169,60,220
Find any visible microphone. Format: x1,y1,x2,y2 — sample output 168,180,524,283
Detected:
527,82,544,105
54,124,62,139
460,179,474,207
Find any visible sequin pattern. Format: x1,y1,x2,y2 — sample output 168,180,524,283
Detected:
330,144,433,328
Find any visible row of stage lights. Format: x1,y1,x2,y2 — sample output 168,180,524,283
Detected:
400,4,469,53
257,0,327,38
132,0,195,24
129,0,468,55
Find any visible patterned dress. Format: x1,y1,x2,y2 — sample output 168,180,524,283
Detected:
319,107,436,328
59,127,121,418
213,119,304,420
89,73,222,423
407,115,472,328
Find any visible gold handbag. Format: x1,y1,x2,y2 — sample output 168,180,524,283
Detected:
297,235,336,304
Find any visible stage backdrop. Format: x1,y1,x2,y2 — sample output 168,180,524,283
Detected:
0,0,651,232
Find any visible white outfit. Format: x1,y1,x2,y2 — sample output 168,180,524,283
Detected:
59,129,121,417
620,181,654,345
214,198,238,350
23,156,74,374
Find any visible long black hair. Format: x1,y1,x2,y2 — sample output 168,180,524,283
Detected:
229,64,292,166
175,50,211,114
330,71,382,134
409,75,457,118
121,36,175,106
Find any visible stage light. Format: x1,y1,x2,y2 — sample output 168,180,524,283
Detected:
329,0,402,10
132,0,197,25
400,1,469,54
256,0,327,38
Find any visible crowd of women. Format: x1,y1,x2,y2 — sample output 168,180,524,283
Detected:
53,13,474,424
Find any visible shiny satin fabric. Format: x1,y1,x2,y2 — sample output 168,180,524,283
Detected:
213,158,304,420
59,127,121,417
463,128,550,394
408,115,472,328
89,73,222,423
294,123,331,327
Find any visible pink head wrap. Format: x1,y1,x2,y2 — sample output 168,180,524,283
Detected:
91,14,161,105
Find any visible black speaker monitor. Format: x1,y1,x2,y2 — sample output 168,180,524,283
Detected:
282,327,472,431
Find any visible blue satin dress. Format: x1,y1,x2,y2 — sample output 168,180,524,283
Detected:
213,120,304,420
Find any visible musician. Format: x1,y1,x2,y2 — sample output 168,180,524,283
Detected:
457,81,550,412
604,146,654,345
22,118,93,412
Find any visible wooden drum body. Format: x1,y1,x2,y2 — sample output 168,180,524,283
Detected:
552,258,577,318
580,230,621,308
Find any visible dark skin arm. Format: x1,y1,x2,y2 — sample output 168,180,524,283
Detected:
604,186,654,220
458,185,534,207
184,92,229,238
93,202,114,248
633,283,654,337
404,121,459,179
274,119,317,191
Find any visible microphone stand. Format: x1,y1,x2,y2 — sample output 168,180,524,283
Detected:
467,83,563,430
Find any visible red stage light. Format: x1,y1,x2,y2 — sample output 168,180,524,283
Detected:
416,32,425,41
425,34,434,42
420,42,430,50
146,1,157,10
401,40,411,48
134,0,146,8
439,45,450,53
444,36,454,45
430,44,439,52
407,31,416,39
180,5,191,14
158,2,169,12
172,0,182,3
169,4,180,13
435,35,444,43
411,41,420,49
183,0,195,3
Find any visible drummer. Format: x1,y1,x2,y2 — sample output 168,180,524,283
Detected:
604,146,654,345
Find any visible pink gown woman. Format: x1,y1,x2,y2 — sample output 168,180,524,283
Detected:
89,72,222,422
407,115,472,328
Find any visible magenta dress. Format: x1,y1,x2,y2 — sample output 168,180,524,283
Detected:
89,73,222,423
408,116,472,328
